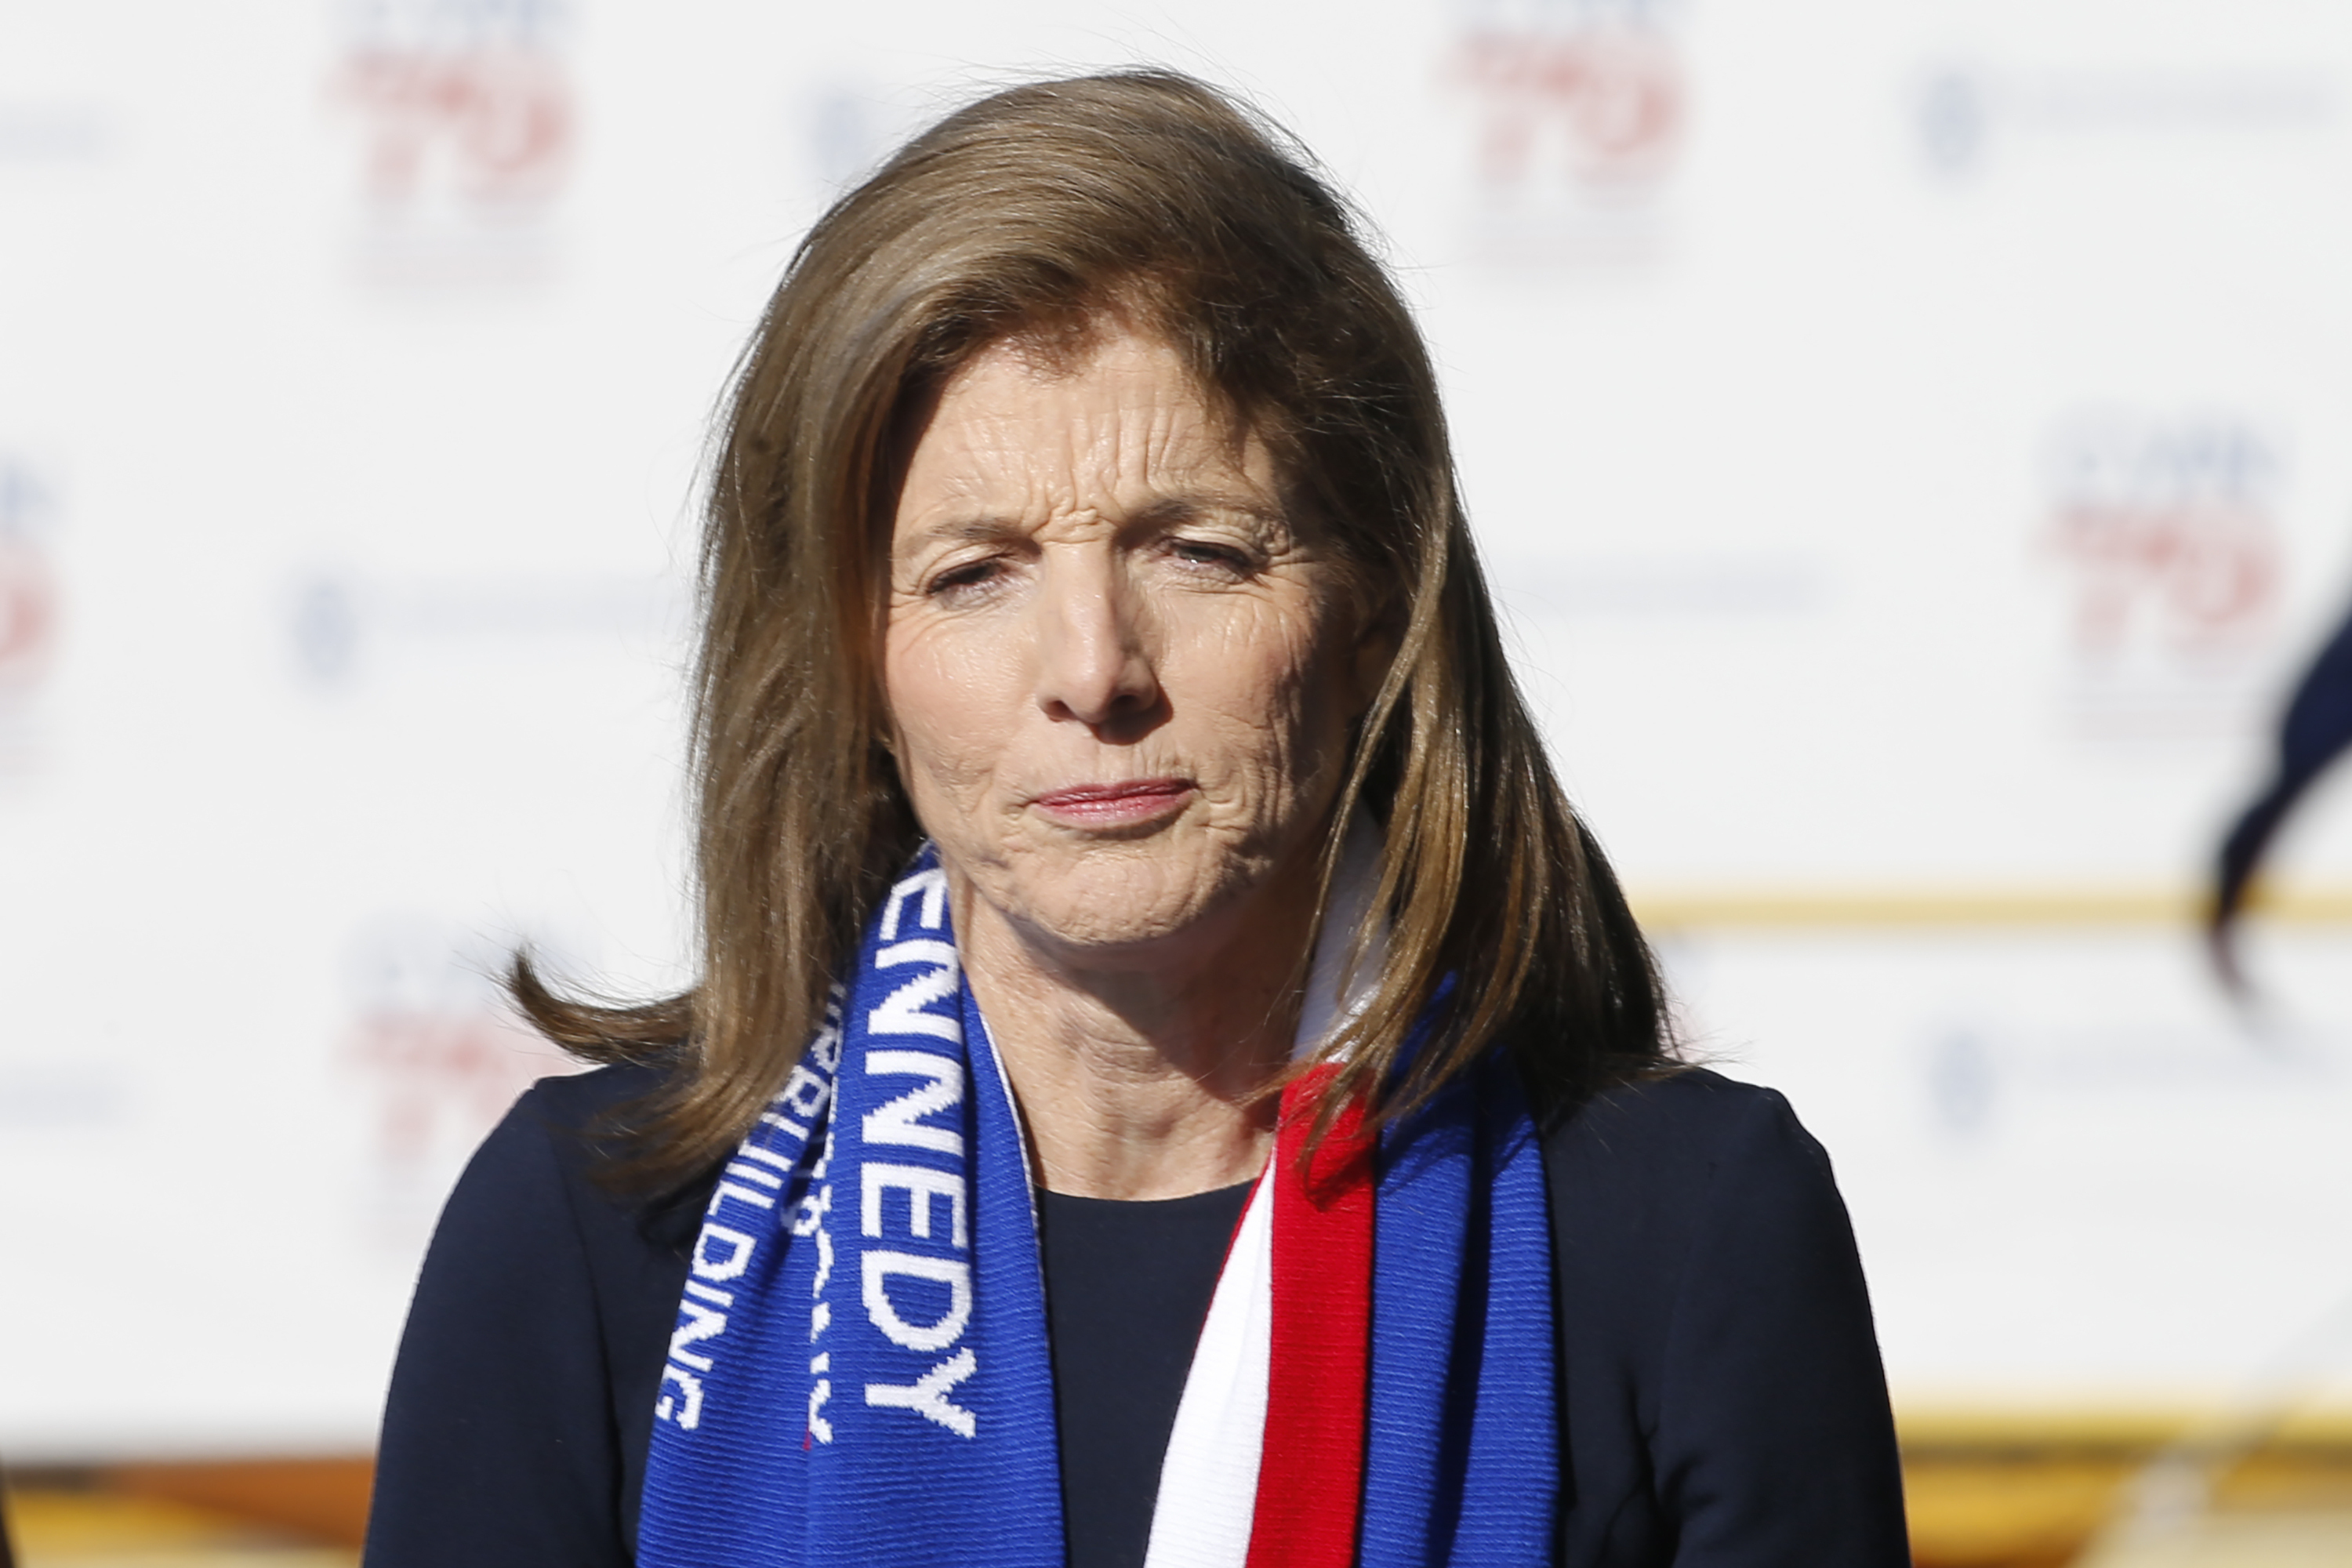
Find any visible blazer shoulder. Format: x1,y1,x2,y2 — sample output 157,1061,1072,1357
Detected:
512,1058,673,1141
1540,1065,1907,1565
1544,1065,1824,1192
366,1060,710,1568
1537,1065,1841,1387
504,1061,710,1253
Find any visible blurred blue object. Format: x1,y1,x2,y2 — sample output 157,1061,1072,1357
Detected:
2211,589,2352,990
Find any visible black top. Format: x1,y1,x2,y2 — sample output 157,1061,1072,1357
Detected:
362,1065,1910,1567
1039,1183,1254,1568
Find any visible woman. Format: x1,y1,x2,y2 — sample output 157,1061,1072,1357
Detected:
365,71,1908,1568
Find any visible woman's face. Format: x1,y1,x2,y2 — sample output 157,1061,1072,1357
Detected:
882,321,1377,967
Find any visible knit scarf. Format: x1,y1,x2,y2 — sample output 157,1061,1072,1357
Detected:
637,843,1558,1567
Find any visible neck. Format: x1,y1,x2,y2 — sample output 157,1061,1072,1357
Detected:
951,871,1317,1201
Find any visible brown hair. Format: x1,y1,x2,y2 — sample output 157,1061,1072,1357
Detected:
515,68,1675,1185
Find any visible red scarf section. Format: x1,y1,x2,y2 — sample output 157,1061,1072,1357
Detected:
1246,1065,1377,1568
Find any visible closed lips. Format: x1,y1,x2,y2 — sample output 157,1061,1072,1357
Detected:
1032,779,1194,822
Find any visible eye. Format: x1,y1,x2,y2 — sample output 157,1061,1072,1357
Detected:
924,557,1007,600
1166,538,1254,577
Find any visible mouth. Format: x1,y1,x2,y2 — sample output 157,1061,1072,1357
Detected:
1029,777,1196,828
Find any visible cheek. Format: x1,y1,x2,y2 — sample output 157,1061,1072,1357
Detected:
1179,597,1350,780
884,619,1014,789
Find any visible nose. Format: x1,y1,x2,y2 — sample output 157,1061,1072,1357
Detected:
1032,546,1162,731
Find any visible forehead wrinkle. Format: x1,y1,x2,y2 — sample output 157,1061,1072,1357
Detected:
901,327,1280,545
916,426,1253,532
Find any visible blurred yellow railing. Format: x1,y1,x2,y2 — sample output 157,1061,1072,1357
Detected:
9,1429,2352,1567
1900,1409,2352,1568
1627,885,2352,932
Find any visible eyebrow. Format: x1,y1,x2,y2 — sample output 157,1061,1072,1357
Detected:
901,492,1284,553
1127,493,1283,531
903,517,1026,549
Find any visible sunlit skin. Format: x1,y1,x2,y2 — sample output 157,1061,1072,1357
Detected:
882,321,1389,1199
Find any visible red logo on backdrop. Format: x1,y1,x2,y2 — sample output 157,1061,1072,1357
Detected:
2044,419,2279,659
338,45,571,209
1441,0,1688,265
1448,0,1685,196
348,993,555,1164
2038,416,2285,738
328,0,575,284
342,916,575,1191
0,546,55,691
1451,13,1683,188
0,460,58,698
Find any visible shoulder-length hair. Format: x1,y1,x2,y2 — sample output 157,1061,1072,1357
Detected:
517,69,1674,1185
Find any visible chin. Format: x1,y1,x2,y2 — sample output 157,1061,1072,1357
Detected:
1006,857,1257,961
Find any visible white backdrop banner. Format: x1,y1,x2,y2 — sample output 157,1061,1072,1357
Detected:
2,0,2350,1456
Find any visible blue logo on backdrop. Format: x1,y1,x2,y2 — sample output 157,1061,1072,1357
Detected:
287,570,682,688
1912,60,2336,180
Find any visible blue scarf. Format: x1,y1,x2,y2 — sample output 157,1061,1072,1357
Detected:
637,848,1559,1566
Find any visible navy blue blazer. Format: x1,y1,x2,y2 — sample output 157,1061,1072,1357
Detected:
364,1065,1909,1566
